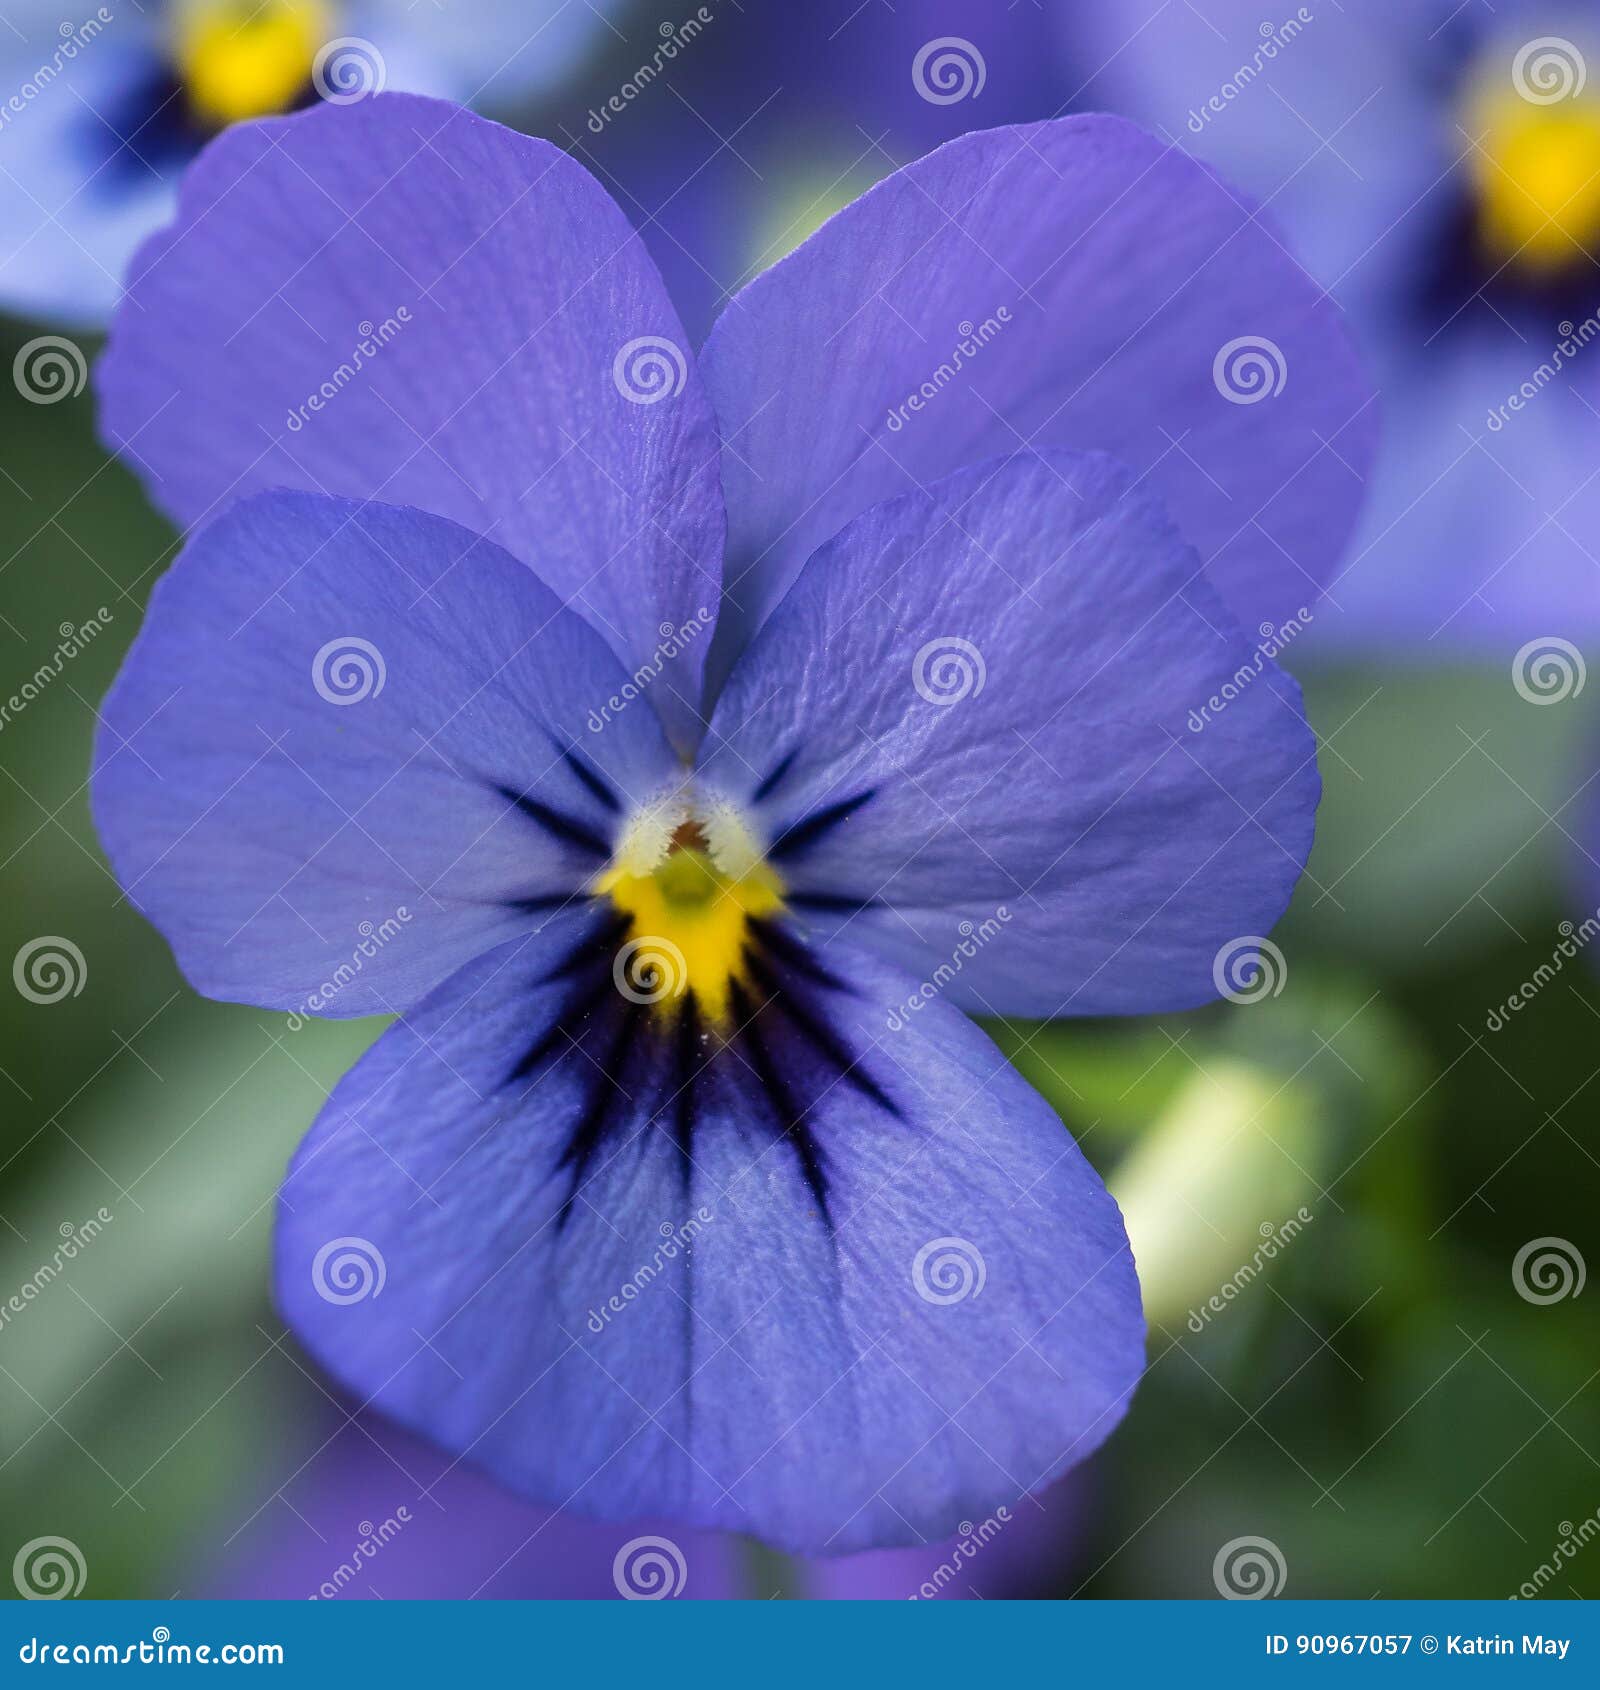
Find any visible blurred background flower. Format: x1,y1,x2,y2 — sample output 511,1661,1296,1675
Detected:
3,0,1600,1603
0,0,629,323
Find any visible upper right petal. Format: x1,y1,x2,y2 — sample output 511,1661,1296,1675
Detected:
96,93,724,752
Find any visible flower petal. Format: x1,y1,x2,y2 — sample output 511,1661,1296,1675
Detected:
91,491,675,1017
699,114,1375,679
696,450,1320,1017
273,928,1143,1554
97,93,723,750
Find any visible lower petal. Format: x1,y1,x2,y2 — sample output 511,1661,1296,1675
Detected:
274,925,1143,1553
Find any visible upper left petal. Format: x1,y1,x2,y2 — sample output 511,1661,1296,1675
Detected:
96,93,723,751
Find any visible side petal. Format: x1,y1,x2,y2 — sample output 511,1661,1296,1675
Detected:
97,93,723,750
696,451,1320,1017
699,114,1375,678
92,492,675,1016
273,929,1144,1554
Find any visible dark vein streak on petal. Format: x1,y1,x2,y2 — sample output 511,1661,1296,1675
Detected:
745,916,850,992
785,891,886,915
557,999,646,1229
751,747,799,804
502,890,590,914
669,991,702,1193
743,947,900,1120
493,783,610,858
726,977,832,1225
766,789,876,861
541,909,631,982
558,745,622,813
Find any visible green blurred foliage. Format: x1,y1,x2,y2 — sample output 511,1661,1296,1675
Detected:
3,269,1599,1604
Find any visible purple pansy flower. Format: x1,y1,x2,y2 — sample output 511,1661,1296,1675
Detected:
1072,0,1600,653
91,94,1371,1551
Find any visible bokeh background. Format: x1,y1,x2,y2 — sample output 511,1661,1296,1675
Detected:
2,0,1598,1600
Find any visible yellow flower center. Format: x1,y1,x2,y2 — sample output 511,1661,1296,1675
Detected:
1467,76,1600,273
593,812,784,1023
173,0,332,128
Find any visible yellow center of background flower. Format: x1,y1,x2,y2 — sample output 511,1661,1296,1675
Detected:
1468,81,1600,272
594,819,784,1023
174,0,332,128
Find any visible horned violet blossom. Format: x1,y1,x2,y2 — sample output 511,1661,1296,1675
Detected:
92,95,1372,1550
0,0,624,323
